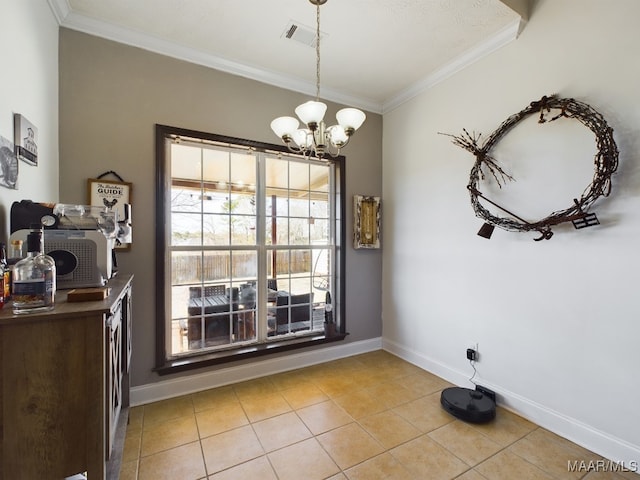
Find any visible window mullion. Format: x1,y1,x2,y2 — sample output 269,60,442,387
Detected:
256,152,268,341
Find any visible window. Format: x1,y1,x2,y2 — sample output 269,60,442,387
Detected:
155,125,345,370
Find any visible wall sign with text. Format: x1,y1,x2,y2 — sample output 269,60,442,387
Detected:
87,177,132,249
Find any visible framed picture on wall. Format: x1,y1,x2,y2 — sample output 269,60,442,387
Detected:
14,113,38,166
0,135,19,190
87,177,132,249
353,195,381,249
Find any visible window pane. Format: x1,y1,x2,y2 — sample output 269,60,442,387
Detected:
266,190,289,217
230,192,256,215
276,277,292,293
202,148,229,184
310,196,329,218
235,307,256,343
172,252,201,286
289,161,310,191
171,186,202,213
289,197,309,218
312,248,332,299
290,218,310,245
290,275,312,296
266,156,288,189
171,284,191,318
277,250,291,274
275,218,288,245
202,213,230,246
231,251,257,281
270,294,313,336
204,251,231,283
171,144,203,181
202,192,229,214
171,212,201,246
310,164,329,192
310,219,329,243
187,313,233,350
230,214,256,245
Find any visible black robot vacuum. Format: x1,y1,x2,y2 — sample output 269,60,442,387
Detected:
440,386,496,423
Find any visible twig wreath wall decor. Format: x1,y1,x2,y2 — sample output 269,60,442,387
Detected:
442,94,619,241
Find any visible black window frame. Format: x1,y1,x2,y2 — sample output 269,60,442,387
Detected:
154,124,347,375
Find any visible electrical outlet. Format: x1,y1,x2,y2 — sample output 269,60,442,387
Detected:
466,342,479,362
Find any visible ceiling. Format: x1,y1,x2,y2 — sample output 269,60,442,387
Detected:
49,0,527,114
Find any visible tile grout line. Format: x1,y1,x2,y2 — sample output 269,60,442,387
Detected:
190,392,213,480
124,352,607,480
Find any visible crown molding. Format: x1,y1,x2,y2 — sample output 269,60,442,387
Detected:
57,8,523,117
382,17,524,114
47,0,71,25
58,10,384,114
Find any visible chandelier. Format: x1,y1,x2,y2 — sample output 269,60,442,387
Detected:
270,0,366,159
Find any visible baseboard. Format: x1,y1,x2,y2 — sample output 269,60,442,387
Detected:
130,337,383,407
382,338,640,469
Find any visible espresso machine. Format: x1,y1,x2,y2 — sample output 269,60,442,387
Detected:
9,200,132,289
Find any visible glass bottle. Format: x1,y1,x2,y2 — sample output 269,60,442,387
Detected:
0,243,6,308
12,228,56,314
6,239,24,303
9,239,23,260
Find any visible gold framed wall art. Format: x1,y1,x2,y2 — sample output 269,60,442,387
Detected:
353,195,381,249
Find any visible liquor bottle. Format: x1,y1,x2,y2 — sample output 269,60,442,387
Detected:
0,243,9,306
12,228,56,314
6,239,24,302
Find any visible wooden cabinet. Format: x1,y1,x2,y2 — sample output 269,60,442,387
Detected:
107,295,123,458
0,274,133,480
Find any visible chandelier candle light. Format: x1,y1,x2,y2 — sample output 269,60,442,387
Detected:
271,0,366,159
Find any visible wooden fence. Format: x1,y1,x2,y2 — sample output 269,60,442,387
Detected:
172,250,311,284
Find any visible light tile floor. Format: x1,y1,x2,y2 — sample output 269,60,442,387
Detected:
120,351,638,480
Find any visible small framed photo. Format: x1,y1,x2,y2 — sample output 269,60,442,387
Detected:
14,113,38,166
88,177,132,249
0,135,19,189
353,195,381,249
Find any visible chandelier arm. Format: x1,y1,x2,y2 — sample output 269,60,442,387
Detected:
336,136,351,149
285,143,304,155
324,143,342,158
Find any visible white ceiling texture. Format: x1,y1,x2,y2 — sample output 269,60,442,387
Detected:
48,0,527,114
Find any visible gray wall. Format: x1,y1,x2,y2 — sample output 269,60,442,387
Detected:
59,29,383,387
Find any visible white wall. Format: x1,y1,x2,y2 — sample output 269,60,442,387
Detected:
0,0,59,242
383,0,640,466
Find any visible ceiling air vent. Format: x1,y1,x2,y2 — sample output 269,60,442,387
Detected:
281,21,320,47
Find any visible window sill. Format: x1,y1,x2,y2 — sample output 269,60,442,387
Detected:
155,332,348,376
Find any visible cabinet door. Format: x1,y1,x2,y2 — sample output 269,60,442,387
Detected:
122,289,132,373
106,303,123,459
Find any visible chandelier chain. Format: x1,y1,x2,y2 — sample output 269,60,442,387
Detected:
269,0,365,159
315,1,321,101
